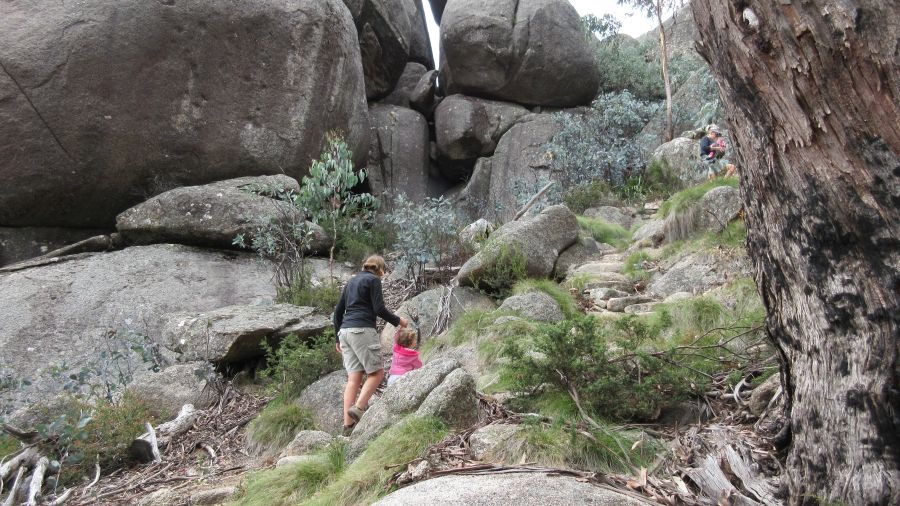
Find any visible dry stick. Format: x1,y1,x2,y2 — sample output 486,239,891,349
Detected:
514,182,555,221
23,456,49,506
80,459,101,498
1,467,24,506
47,487,74,506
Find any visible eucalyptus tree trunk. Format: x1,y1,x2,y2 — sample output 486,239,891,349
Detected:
690,1,899,504
656,3,673,141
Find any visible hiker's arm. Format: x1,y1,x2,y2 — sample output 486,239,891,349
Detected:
333,288,346,342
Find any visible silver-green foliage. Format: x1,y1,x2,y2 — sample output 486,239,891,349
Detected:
385,194,462,287
547,91,658,189
301,133,378,270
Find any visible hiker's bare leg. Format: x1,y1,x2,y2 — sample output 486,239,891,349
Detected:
356,369,384,411
344,371,363,426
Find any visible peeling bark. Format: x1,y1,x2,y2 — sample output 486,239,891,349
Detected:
691,1,899,504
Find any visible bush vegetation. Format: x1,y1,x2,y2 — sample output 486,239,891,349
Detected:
245,400,316,457
260,331,341,399
469,243,528,299
233,441,347,506
576,216,631,249
276,275,341,314
623,251,652,282
500,286,767,422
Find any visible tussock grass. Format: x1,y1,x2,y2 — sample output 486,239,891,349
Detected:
232,442,347,506
484,416,659,474
622,251,652,282
305,416,447,505
657,176,738,218
512,279,580,319
576,216,631,249
0,435,19,458
245,400,315,457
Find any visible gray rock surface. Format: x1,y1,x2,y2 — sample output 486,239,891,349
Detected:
126,363,215,419
188,487,238,505
749,374,781,416
373,472,646,505
162,304,331,363
631,219,666,247
357,0,432,99
409,70,440,118
380,286,496,350
435,95,529,166
0,0,369,228
380,62,428,108
459,219,495,248
696,185,742,233
457,205,579,290
587,287,631,305
469,423,522,460
279,430,335,458
275,455,317,469
651,137,701,185
499,291,564,323
649,251,751,297
349,359,476,457
440,0,599,107
366,104,430,202
296,371,348,436
0,227,109,266
0,244,276,417
116,175,328,253
553,236,603,278
137,488,178,506
471,115,563,223
583,206,637,230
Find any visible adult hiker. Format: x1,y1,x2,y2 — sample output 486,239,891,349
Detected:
699,124,737,178
333,255,408,436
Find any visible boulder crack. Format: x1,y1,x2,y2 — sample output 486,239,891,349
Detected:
0,58,75,161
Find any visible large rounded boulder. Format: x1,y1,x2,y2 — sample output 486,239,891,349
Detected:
440,0,599,107
0,0,369,229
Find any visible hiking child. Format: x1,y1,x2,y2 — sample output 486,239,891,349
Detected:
333,255,408,436
387,327,422,386
699,124,737,178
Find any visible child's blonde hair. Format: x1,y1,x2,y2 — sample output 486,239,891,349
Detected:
395,327,418,349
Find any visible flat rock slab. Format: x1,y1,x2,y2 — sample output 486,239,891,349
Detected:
498,291,564,323
373,472,646,505
624,302,662,314
163,304,330,363
0,244,276,417
607,295,656,312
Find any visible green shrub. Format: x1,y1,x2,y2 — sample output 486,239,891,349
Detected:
501,315,702,421
277,274,341,314
658,177,739,218
49,393,156,485
576,216,631,249
0,434,20,458
563,181,618,214
260,331,341,399
512,279,580,319
471,243,528,298
232,441,346,506
334,219,395,264
245,400,316,456
613,159,684,204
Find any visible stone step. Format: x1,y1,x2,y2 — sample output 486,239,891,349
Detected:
607,295,657,312
586,287,631,305
624,302,662,314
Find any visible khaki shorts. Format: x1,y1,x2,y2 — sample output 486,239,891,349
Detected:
338,327,382,374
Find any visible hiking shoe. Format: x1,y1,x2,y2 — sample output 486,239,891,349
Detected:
348,405,366,423
341,424,355,437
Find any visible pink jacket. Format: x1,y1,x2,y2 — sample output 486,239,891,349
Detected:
389,343,422,377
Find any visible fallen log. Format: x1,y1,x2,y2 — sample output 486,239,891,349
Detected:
0,446,38,482
1,467,25,506
23,456,48,506
128,404,201,463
